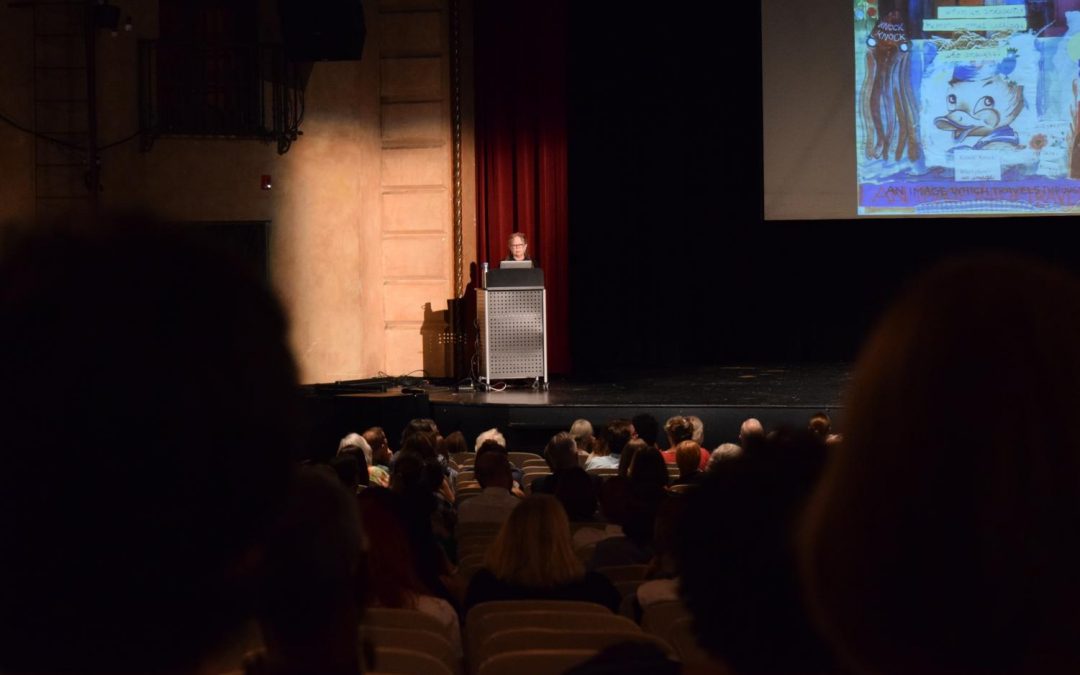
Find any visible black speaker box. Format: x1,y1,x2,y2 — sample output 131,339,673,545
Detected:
279,0,366,62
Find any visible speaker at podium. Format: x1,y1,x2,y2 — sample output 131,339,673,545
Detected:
477,265,548,390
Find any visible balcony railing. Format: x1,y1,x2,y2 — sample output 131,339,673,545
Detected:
138,40,305,154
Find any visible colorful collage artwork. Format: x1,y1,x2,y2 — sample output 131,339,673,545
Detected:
856,0,1080,214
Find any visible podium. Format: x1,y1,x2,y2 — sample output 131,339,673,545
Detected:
477,267,548,389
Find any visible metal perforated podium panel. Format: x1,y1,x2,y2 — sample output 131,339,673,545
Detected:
477,288,547,386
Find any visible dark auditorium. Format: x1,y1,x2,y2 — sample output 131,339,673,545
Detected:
4,1,1080,674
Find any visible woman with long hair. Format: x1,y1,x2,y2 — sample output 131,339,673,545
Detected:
464,495,620,611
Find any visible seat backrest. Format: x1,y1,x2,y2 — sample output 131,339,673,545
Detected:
466,599,610,628
360,625,461,675
476,649,598,675
595,564,649,582
666,616,714,667
371,646,455,675
614,579,646,599
364,607,448,639
472,610,637,642
457,522,504,539
586,467,619,477
506,451,542,468
466,604,617,669
478,628,673,667
523,472,551,493
640,600,693,644
453,451,476,467
573,541,597,563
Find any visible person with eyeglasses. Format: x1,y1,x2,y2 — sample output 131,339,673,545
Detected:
505,231,530,261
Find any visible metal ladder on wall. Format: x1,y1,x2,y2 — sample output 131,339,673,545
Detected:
31,0,97,220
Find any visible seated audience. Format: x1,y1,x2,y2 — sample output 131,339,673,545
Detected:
400,418,441,449
570,418,596,458
338,432,372,463
801,255,1080,675
328,453,369,493
0,217,298,675
465,495,621,612
590,448,669,569
571,477,627,550
631,494,690,617
553,466,601,521
631,412,661,449
678,430,835,675
688,415,706,446
337,433,380,489
476,437,525,490
440,430,469,462
534,432,602,516
474,427,507,451
397,431,454,504
707,442,742,471
807,411,832,439
457,449,520,524
738,417,766,452
363,426,391,467
362,427,392,486
662,416,709,470
586,418,634,470
252,468,365,675
628,446,670,498
357,489,462,655
672,440,705,485
391,449,456,545
618,438,648,477
663,415,694,452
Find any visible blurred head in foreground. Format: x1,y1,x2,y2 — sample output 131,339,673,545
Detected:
0,215,299,674
802,255,1080,675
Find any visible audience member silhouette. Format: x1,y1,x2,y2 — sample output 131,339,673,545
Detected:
678,429,835,675
801,255,1080,675
0,217,299,674
465,495,620,612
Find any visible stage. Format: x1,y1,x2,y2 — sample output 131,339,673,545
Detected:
300,364,851,458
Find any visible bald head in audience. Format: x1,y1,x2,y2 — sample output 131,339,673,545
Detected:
739,418,765,449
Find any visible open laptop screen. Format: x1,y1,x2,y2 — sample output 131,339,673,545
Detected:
499,260,534,269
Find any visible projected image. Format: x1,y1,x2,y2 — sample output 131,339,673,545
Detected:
855,0,1080,214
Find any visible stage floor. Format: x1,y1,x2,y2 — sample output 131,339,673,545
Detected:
425,364,851,452
429,364,850,408
303,364,852,456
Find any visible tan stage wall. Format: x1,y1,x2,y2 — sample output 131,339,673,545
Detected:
0,0,475,384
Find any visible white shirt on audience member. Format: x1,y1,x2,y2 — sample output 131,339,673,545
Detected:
457,487,520,524
584,454,619,471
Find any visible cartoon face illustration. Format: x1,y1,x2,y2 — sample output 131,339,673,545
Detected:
934,66,1024,147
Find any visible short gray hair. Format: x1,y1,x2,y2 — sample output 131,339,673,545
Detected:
708,443,742,470
569,419,593,441
338,432,372,465
475,427,506,452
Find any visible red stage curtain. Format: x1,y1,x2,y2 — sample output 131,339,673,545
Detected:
474,0,570,374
